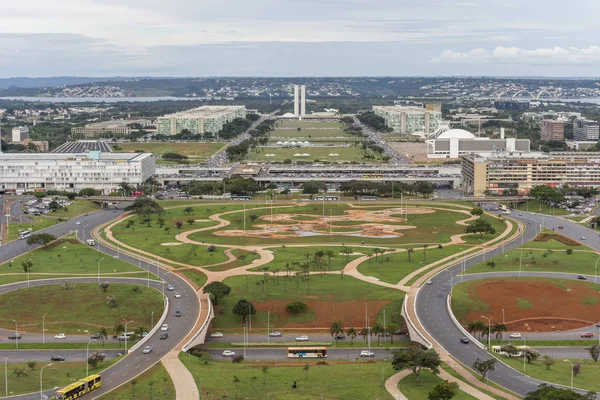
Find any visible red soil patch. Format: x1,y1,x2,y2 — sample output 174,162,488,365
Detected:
253,299,391,328
467,279,600,332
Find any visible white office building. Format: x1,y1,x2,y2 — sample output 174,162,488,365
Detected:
157,106,246,136
573,118,600,141
0,152,155,194
373,106,442,135
425,128,530,159
12,126,29,142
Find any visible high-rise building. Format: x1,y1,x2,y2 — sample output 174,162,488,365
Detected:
157,106,246,137
540,120,564,141
573,118,600,141
293,85,306,116
11,126,29,142
372,106,441,135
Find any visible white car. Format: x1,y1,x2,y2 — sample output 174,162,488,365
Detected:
161,324,169,331
54,333,67,339
166,285,175,291
210,332,224,338
581,236,587,240
426,280,433,285
360,350,375,358
75,221,81,225
174,292,181,298
509,333,522,338
142,346,152,354
222,350,235,357
295,335,309,342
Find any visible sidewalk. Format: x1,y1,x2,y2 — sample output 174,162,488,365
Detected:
162,351,200,400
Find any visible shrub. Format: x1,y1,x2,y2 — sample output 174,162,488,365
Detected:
232,355,245,364
566,249,573,255
286,301,308,314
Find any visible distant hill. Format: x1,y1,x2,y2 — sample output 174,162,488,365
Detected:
0,76,172,89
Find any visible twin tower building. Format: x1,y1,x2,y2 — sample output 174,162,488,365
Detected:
293,84,306,117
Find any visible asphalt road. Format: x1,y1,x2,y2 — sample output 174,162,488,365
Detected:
206,347,396,361
208,332,410,346
0,350,122,363
417,207,600,396
0,204,201,400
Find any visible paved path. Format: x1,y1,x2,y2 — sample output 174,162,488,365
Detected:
162,351,200,400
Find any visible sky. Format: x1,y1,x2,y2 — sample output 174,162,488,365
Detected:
1,0,599,77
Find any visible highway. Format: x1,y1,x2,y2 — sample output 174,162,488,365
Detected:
0,204,201,400
417,207,600,396
0,350,122,363
206,347,396,361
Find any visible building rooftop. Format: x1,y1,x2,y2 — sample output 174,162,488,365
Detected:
373,105,440,113
0,152,152,163
160,106,246,119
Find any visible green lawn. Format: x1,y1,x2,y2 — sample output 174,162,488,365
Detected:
179,356,395,400
439,363,506,400
180,269,208,288
513,200,570,216
250,246,363,272
498,355,600,392
0,283,164,334
0,359,120,397
523,235,583,250
213,274,404,330
399,370,478,400
99,362,175,400
248,146,387,163
114,141,225,159
461,216,507,245
358,245,471,284
465,246,599,276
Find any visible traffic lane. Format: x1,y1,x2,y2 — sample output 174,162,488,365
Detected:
0,332,99,344
538,347,593,359
207,333,410,345
207,348,397,361
1,350,122,363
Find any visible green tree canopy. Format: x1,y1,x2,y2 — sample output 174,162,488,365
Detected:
391,348,441,383
465,219,496,237
232,299,256,321
428,380,459,400
203,281,232,306
524,384,596,400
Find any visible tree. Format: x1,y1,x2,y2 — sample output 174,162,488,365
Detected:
373,323,383,345
98,328,108,347
407,248,414,261
541,355,555,370
184,207,194,215
587,344,600,362
341,246,353,261
303,363,310,380
330,321,344,343
11,368,27,377
130,378,138,398
233,375,241,398
48,200,60,212
113,323,125,337
26,360,38,371
106,295,117,308
525,348,540,364
187,219,195,226
203,281,232,306
325,250,335,270
491,323,507,340
470,207,484,217
232,354,244,364
391,348,441,383
21,260,33,273
573,362,581,377
99,282,110,292
530,185,565,204
232,299,256,321
500,343,519,358
464,219,496,238
347,327,357,345
26,233,55,248
262,366,269,384
428,380,459,400
249,214,258,223
524,383,596,400
487,261,496,269
88,351,106,369
301,181,326,197
472,358,496,381
423,244,429,261
175,220,183,229
387,323,399,344
124,197,164,226
286,301,308,314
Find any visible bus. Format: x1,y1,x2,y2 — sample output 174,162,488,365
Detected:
491,345,527,357
231,195,252,200
498,205,511,214
361,196,378,201
313,196,339,201
287,347,328,359
55,374,102,400
18,230,31,240
362,174,384,179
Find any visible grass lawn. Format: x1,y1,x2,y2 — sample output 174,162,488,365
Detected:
99,362,175,400
399,370,477,400
1,235,144,275
513,200,570,216
465,246,599,276
461,216,507,245
523,234,583,250
180,269,208,289
0,272,155,287
213,274,404,330
114,141,225,159
250,246,363,272
248,146,387,163
498,355,600,392
439,363,506,400
0,283,163,334
179,356,395,400
0,359,120,397
358,245,470,284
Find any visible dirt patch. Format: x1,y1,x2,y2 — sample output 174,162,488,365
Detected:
467,279,600,332
253,299,391,328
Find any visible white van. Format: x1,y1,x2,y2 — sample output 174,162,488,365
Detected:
118,332,134,341
86,239,95,246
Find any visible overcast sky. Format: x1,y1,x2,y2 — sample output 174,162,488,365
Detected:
1,0,599,77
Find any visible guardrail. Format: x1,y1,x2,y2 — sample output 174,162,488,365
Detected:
401,294,432,349
182,296,214,352
447,294,485,349
128,297,170,354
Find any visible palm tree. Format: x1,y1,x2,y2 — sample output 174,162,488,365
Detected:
346,327,357,345
99,328,108,347
330,321,344,344
113,323,125,338
303,363,310,380
492,323,508,341
130,379,138,398
360,327,369,342
473,320,486,340
262,366,269,385
372,248,381,262
233,375,241,399
325,250,335,271
407,248,414,262
387,323,399,344
423,244,429,261
372,323,383,345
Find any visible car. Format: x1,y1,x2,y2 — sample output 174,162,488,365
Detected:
142,346,153,354
159,333,168,340
174,292,181,298
141,332,148,338
161,324,169,331
210,332,224,338
596,322,600,328
50,355,65,362
558,226,564,229
222,350,236,357
581,332,594,338
90,333,101,339
518,213,523,216
166,285,174,291
54,333,67,339
295,335,309,342
335,333,346,340
581,236,587,240
578,275,587,280
509,333,522,338
360,350,375,358
175,311,182,317
426,280,433,285
269,331,282,337
8,333,21,340
75,221,81,225
460,337,470,344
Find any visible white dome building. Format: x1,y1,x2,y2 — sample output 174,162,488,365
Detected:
435,129,476,139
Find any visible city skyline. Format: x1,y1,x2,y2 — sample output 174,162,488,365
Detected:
1,0,600,77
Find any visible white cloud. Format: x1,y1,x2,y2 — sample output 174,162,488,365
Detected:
432,46,600,65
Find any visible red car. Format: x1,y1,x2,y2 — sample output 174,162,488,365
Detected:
581,332,594,338
558,226,564,229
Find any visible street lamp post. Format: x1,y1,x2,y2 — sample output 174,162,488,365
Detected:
4,358,7,396
267,311,270,343
564,359,574,389
13,320,18,350
481,316,491,350
86,339,97,376
97,258,104,283
42,313,47,345
501,308,505,325
595,258,600,284
151,311,154,329
124,321,134,353
40,363,52,400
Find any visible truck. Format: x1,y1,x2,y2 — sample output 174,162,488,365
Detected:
86,239,96,246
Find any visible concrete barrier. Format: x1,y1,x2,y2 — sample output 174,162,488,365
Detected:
446,294,485,349
128,297,169,354
182,296,214,352
401,294,432,349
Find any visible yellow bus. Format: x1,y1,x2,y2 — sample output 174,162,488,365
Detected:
362,174,384,179
55,374,102,400
287,347,328,358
